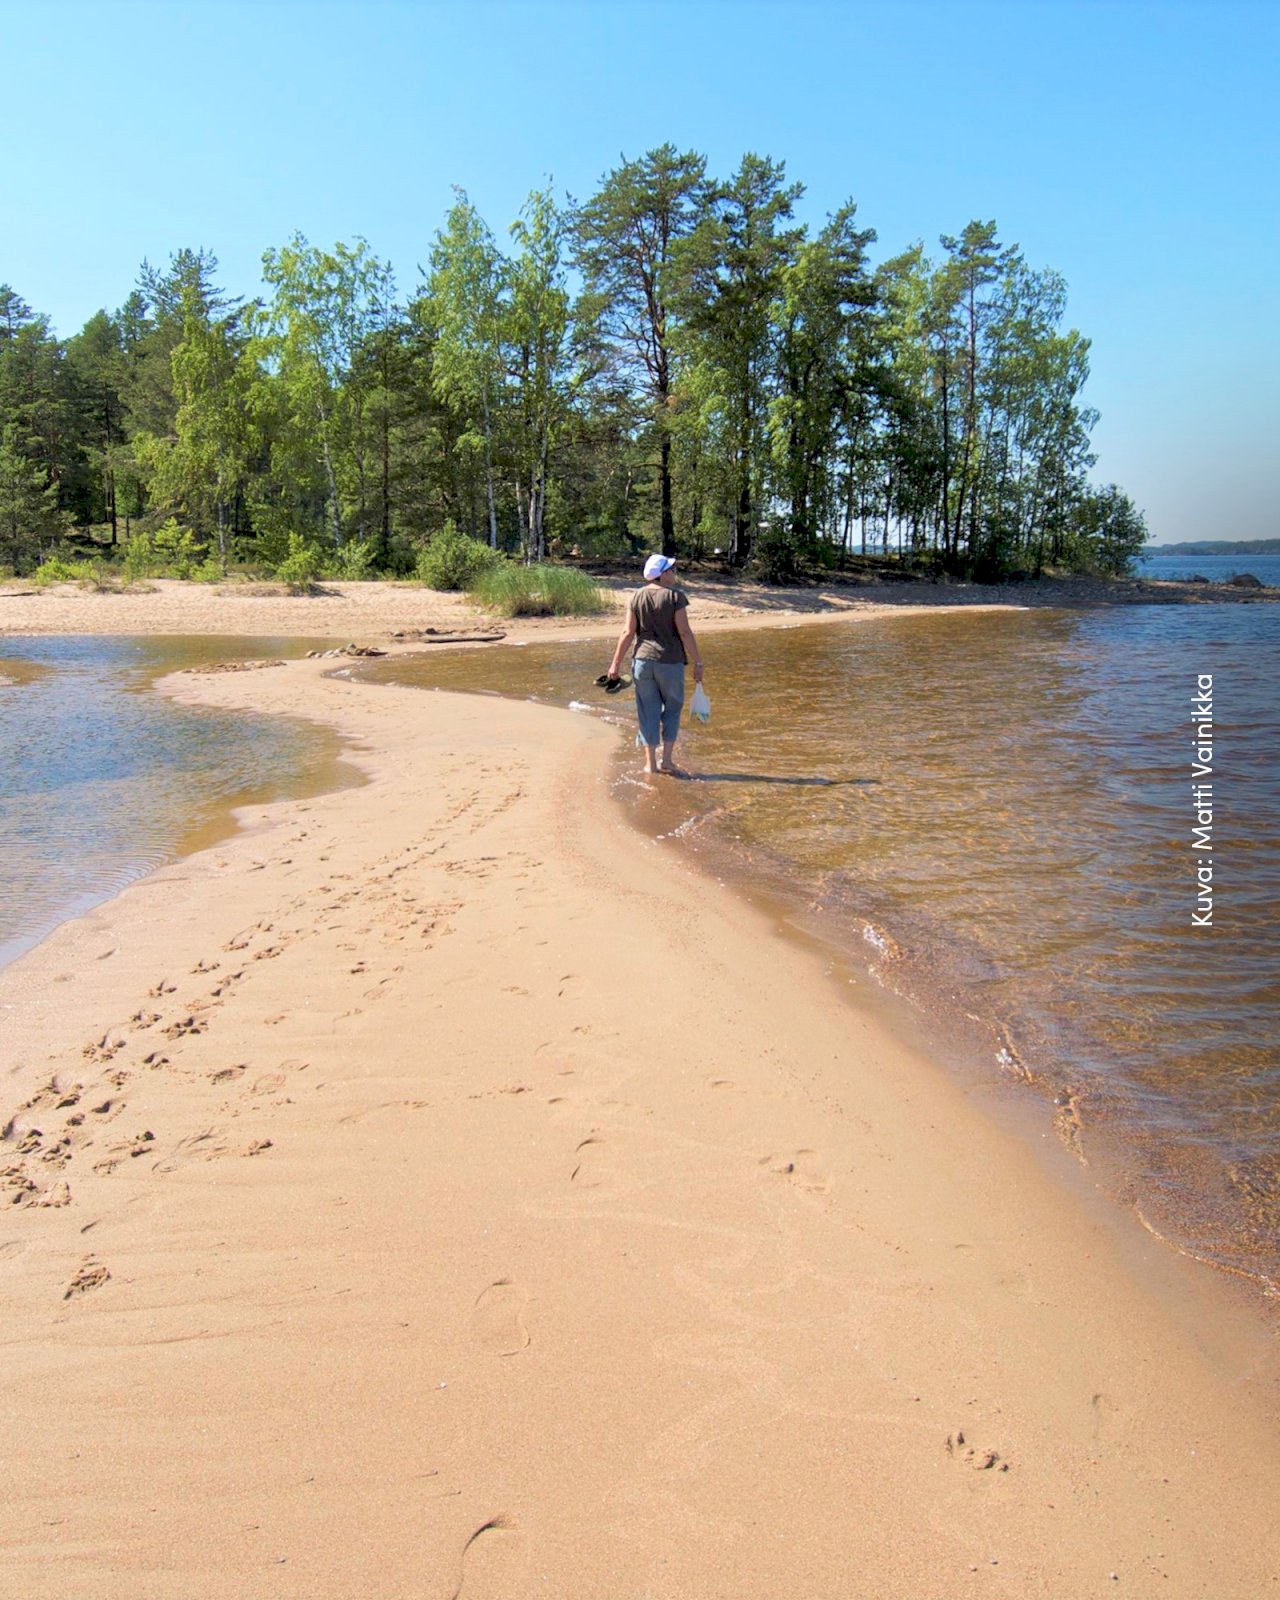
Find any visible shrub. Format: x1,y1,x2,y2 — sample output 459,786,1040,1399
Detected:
468,563,607,617
192,556,226,584
32,556,87,586
750,524,804,584
152,517,199,578
416,520,501,591
330,538,378,581
121,531,155,582
79,562,124,593
275,533,323,593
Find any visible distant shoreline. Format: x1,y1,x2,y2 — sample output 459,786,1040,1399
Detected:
1144,538,1280,555
1,566,1277,647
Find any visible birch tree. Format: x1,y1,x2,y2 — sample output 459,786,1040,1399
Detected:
258,235,390,547
507,187,574,561
426,192,506,547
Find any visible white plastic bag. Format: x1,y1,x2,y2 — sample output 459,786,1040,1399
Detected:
690,683,711,723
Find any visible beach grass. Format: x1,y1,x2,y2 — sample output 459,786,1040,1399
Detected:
468,562,608,617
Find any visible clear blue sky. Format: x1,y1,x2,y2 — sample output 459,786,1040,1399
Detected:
3,0,1275,544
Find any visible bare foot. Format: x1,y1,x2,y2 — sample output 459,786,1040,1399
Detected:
657,762,690,779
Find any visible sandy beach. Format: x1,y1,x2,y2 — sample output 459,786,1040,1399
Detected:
3,582,1279,1597
2,565,1273,644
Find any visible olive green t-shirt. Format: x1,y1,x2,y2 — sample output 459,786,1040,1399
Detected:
630,584,689,664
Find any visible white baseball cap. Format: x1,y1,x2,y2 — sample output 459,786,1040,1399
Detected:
643,554,676,580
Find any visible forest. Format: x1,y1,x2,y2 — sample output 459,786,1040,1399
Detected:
0,145,1146,584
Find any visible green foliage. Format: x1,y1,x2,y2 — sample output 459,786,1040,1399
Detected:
257,234,396,550
32,556,83,585
750,523,805,584
192,556,226,583
0,420,67,571
558,523,634,560
1,159,1148,588
1065,483,1148,576
117,519,191,577
152,516,198,577
121,531,155,582
415,519,501,590
328,538,378,580
468,562,606,617
274,532,323,592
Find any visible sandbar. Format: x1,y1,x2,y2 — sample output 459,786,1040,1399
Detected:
1,582,1278,1597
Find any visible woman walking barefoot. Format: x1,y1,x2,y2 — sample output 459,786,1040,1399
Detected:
605,553,705,777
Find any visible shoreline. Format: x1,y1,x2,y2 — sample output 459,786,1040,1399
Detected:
2,565,1277,647
3,637,1279,1594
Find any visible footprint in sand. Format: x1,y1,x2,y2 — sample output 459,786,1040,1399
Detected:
82,1032,125,1063
1091,1390,1122,1443
760,1149,831,1195
944,1430,1010,1473
162,1015,208,1041
337,1100,430,1127
449,1516,523,1600
63,1256,110,1300
569,1134,609,1189
470,1280,531,1356
154,1129,228,1174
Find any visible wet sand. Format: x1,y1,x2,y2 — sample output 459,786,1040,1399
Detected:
2,601,1279,1596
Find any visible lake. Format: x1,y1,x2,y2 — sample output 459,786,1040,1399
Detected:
0,635,348,969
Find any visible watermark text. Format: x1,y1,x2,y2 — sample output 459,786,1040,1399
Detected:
1191,673,1213,926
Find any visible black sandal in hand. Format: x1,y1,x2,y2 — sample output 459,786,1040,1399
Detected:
594,673,629,694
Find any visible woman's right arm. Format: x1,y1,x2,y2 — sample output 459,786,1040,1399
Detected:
608,602,637,678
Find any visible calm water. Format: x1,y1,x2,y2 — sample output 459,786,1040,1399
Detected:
1137,549,1280,585
361,603,1280,1294
0,635,348,968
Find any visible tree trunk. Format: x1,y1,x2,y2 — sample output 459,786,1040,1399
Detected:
883,472,893,558
659,427,675,556
380,403,391,565
105,402,118,546
317,398,342,546
216,497,228,575
534,420,549,562
481,387,498,548
938,339,953,563
514,475,527,563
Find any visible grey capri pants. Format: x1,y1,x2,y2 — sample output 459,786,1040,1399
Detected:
632,659,685,746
